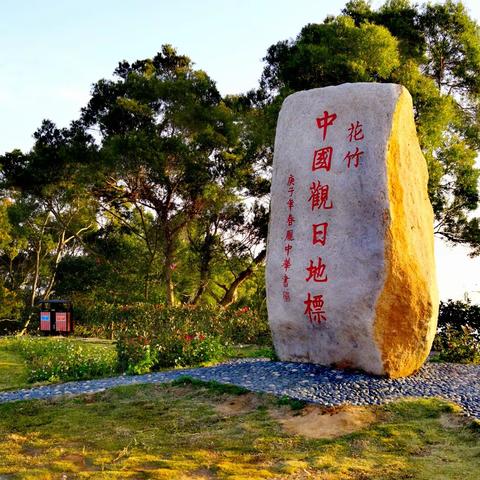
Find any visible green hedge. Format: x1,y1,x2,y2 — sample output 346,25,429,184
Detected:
72,302,270,373
73,302,270,344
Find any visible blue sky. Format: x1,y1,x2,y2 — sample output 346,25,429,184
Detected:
1,0,353,153
2,0,479,153
1,0,480,300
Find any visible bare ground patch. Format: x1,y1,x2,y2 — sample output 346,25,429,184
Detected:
270,404,378,439
439,413,471,430
214,393,263,416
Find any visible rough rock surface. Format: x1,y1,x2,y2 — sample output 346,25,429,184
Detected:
266,83,438,378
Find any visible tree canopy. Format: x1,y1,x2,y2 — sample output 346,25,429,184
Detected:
1,1,479,331
260,0,480,251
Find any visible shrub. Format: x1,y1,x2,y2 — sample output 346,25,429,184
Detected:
68,300,271,374
173,334,227,367
438,299,480,332
433,324,480,364
116,335,156,375
74,302,270,345
116,329,229,373
432,299,479,364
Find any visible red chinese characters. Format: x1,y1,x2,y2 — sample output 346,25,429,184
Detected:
312,222,328,246
282,257,292,272
282,174,296,302
304,293,327,324
344,146,364,168
308,181,333,210
305,257,328,283
312,146,333,172
347,121,364,142
345,120,366,169
301,112,339,324
295,114,368,324
316,111,337,141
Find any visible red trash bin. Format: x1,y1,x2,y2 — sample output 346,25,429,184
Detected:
38,300,73,335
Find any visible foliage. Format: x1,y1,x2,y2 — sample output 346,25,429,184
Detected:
110,303,268,372
1,3,480,333
2,337,117,383
71,301,269,373
0,45,267,321
437,298,480,331
433,299,480,364
260,0,480,252
80,45,249,306
0,383,478,478
116,330,228,372
74,301,270,344
115,335,156,375
433,324,480,364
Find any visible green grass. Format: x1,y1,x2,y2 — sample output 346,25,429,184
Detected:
0,337,275,392
226,344,276,360
0,380,478,479
0,346,28,391
0,336,117,389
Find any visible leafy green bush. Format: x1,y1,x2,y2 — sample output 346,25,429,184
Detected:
433,299,479,364
72,301,271,374
173,334,227,367
433,324,480,364
116,330,229,373
116,335,156,375
74,301,270,344
3,337,117,383
438,299,480,332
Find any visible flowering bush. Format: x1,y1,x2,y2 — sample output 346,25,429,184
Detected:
3,337,117,383
73,301,270,374
74,301,270,344
173,333,226,367
116,329,228,373
116,335,156,375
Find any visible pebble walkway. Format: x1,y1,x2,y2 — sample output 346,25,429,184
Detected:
0,359,479,418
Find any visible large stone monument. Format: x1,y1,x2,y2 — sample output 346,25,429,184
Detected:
266,83,438,378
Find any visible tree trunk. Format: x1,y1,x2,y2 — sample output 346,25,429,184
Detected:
219,249,266,308
30,241,43,308
43,229,66,300
19,216,49,336
191,268,208,305
164,236,175,306
190,232,214,305
144,251,156,302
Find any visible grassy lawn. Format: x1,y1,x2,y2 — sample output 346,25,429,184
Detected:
226,344,275,360
0,378,478,479
0,337,275,392
0,337,117,391
0,347,28,391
